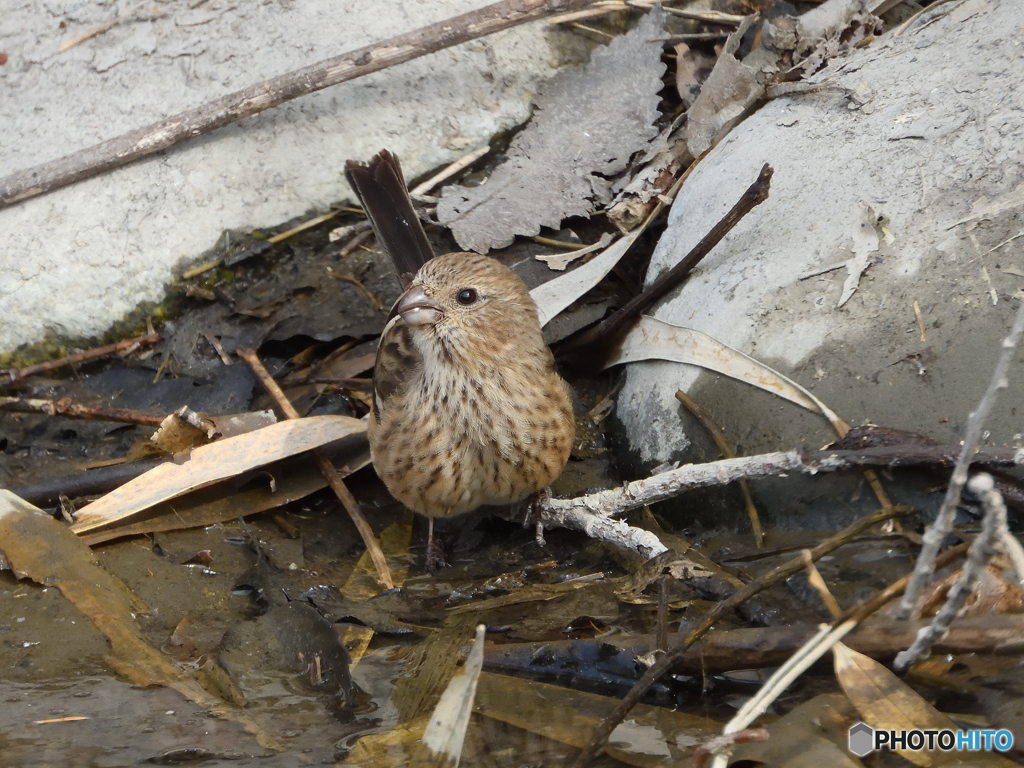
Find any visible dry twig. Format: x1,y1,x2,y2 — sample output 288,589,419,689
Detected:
894,474,1008,671
569,505,911,767
236,347,393,590
0,332,161,386
0,396,165,427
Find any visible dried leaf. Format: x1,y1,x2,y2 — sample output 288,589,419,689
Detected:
77,444,370,546
412,625,486,768
604,316,843,425
436,8,666,253
838,203,881,308
834,642,1017,767
535,232,613,271
531,231,641,327
684,16,762,158
0,491,279,749
70,415,366,534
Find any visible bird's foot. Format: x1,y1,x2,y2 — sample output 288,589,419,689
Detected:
425,517,448,573
424,537,449,573
526,489,551,547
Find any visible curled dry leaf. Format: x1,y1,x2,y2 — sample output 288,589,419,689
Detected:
837,202,882,308
604,316,843,425
535,232,613,271
531,231,641,327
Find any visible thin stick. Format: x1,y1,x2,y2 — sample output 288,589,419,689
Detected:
560,163,772,358
897,300,1024,619
569,505,911,768
236,347,393,590
675,389,764,548
708,621,857,768
0,0,596,208
409,146,490,196
894,474,1005,671
0,332,161,386
0,396,165,427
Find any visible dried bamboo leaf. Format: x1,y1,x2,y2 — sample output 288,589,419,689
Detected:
531,231,640,326
605,316,844,424
77,444,370,546
834,642,1017,767
0,491,280,750
70,415,366,534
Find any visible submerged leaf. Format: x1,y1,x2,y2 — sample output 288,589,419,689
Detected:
474,671,718,766
413,625,487,768
0,491,280,749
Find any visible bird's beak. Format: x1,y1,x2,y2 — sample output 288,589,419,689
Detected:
395,286,443,326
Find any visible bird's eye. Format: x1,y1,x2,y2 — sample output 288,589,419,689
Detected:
456,288,478,306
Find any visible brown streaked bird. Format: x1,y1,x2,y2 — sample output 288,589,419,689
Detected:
345,150,575,571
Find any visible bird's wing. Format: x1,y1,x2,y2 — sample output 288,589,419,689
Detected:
372,313,421,422
344,150,434,282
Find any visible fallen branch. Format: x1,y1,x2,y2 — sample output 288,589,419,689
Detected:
0,331,161,386
0,0,596,208
540,441,1024,527
537,503,668,559
486,613,1024,678
894,474,1008,671
569,504,911,768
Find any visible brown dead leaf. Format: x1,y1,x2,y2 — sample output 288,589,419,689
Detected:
70,415,365,534
77,443,370,546
834,642,1017,767
0,490,277,748
919,563,1024,617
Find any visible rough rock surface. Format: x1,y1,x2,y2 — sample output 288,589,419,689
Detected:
0,0,559,353
617,0,1024,529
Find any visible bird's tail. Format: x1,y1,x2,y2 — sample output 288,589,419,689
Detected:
344,150,434,282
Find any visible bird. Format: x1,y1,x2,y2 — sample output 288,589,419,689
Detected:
345,150,575,571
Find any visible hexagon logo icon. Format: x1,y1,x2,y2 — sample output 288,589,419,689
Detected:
848,722,874,757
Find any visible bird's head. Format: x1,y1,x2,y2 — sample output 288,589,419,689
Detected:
390,252,544,362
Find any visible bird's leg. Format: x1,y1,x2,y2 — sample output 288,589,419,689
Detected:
424,516,448,572
526,489,550,547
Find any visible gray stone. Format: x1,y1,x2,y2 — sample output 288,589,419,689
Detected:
0,1,560,353
617,0,1024,529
